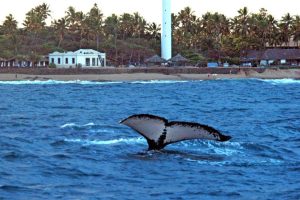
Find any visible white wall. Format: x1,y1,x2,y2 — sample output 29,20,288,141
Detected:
49,49,106,68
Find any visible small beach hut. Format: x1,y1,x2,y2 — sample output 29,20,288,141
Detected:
168,53,189,66
145,55,167,66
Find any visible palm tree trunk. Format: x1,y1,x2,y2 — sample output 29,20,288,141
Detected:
96,34,99,51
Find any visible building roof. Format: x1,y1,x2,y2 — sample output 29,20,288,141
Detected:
145,55,167,63
168,53,189,62
49,49,105,56
74,49,104,55
241,49,300,61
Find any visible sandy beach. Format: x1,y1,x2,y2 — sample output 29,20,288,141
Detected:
0,68,299,81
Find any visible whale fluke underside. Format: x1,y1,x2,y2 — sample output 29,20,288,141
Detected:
120,114,231,150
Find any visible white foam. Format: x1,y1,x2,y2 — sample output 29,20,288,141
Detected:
60,123,77,128
186,156,283,167
60,122,95,128
181,140,244,156
261,79,300,85
130,80,189,84
0,79,201,85
89,129,115,134
65,137,145,145
83,122,95,126
0,80,122,85
206,141,244,156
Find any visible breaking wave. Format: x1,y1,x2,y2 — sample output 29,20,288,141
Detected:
261,79,300,85
130,80,190,84
0,79,198,85
0,80,123,85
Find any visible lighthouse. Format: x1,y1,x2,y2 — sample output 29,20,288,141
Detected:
161,0,172,60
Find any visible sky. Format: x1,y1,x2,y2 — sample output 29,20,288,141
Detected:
0,0,299,26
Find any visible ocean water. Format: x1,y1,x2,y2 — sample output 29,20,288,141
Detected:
0,79,299,199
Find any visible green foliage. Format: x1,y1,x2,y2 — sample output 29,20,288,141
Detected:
181,50,207,64
0,5,299,66
49,63,56,68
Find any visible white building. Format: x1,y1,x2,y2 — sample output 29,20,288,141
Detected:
49,49,106,68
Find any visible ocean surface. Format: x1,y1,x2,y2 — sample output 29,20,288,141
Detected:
0,79,299,199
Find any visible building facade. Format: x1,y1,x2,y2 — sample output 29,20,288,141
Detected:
0,56,48,67
241,48,300,67
49,49,106,68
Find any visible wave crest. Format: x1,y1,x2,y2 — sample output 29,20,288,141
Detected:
60,122,95,128
0,80,122,85
130,80,190,84
261,79,300,85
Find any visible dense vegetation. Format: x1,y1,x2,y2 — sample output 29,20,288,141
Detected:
0,3,300,65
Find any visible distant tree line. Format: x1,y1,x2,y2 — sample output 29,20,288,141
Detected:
0,3,300,65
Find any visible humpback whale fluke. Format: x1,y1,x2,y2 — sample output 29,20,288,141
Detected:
120,114,231,150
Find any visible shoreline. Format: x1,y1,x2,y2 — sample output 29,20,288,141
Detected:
0,68,299,81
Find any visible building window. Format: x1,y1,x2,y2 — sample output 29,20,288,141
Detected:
92,58,96,66
58,58,61,64
51,58,54,63
72,58,75,64
86,58,90,66
65,58,68,64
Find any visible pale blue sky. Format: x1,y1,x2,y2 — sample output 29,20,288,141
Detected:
0,0,299,26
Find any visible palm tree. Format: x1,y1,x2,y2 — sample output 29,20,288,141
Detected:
23,3,50,32
65,6,77,28
104,14,119,62
292,15,300,47
23,3,51,53
232,7,250,37
76,11,87,48
132,12,146,39
52,17,68,48
198,12,229,60
174,7,198,49
146,22,161,40
65,6,79,44
1,14,19,54
86,3,103,50
249,8,274,48
279,13,294,46
265,15,279,47
119,13,134,40
65,7,87,48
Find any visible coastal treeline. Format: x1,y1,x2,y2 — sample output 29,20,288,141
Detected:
0,3,300,65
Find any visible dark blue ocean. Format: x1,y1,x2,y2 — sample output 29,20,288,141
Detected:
0,79,299,199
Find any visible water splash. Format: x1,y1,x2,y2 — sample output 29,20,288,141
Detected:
180,140,244,156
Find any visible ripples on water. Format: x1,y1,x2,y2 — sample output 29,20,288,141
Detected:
0,79,300,199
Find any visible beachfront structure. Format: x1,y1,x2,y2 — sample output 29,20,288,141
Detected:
49,49,106,68
145,54,167,66
168,54,189,66
161,0,172,60
241,48,300,67
0,56,48,67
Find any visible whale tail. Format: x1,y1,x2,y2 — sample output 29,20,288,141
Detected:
120,114,232,150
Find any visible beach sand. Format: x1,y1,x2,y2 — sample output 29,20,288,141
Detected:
0,69,299,81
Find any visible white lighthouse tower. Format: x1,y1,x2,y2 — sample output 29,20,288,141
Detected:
161,0,172,60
